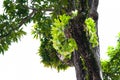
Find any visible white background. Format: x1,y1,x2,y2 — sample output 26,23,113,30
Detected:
0,0,120,80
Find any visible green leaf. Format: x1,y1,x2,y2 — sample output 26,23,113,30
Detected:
51,14,77,59
85,18,98,47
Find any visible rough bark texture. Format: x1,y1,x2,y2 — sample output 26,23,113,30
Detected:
72,51,85,80
67,0,102,80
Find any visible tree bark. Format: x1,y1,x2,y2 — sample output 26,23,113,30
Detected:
68,0,102,80
59,0,102,80
72,51,85,80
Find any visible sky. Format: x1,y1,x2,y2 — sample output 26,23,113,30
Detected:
98,0,120,59
0,0,120,80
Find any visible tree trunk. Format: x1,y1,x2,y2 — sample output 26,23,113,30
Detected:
72,51,85,80
68,0,102,80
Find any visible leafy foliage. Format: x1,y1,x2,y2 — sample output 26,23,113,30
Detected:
51,14,77,59
30,1,70,70
39,37,68,71
0,0,30,54
0,0,71,71
101,33,120,80
85,18,98,47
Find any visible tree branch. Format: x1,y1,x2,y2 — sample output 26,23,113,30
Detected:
0,9,37,39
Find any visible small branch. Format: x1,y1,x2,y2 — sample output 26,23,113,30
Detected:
28,5,54,12
19,9,36,27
